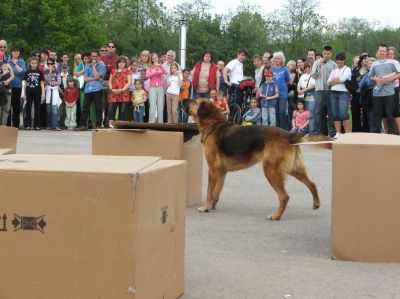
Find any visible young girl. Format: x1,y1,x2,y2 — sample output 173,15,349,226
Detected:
242,98,261,125
128,58,141,93
146,53,167,123
166,63,181,123
131,80,147,123
178,68,191,123
23,57,45,130
108,58,132,121
44,57,62,130
290,99,311,134
213,90,230,117
64,77,79,129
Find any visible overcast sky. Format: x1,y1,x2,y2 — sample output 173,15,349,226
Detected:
165,0,400,29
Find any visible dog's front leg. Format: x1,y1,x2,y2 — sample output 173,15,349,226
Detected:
198,170,218,213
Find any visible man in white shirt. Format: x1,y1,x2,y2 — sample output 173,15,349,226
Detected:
223,49,248,106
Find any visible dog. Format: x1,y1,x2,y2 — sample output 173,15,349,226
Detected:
182,98,332,220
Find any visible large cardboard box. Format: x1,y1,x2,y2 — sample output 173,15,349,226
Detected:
332,133,400,263
92,129,203,207
0,125,17,154
0,155,186,299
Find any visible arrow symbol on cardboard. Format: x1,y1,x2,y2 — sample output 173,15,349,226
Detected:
12,216,21,229
0,214,7,232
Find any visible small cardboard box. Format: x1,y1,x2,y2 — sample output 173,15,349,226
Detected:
332,133,400,263
0,155,186,299
0,125,17,154
92,129,203,207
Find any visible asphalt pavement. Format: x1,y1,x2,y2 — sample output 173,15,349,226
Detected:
17,130,400,299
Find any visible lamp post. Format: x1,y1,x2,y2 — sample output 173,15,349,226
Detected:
179,19,187,69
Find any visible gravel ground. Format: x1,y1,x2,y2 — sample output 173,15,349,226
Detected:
17,130,400,299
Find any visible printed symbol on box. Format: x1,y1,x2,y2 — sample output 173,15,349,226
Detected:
0,214,7,232
160,207,168,224
12,214,46,233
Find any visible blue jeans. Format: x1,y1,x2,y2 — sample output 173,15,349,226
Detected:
178,102,188,123
277,95,288,130
46,104,58,128
290,127,308,134
329,91,349,121
193,91,210,99
133,105,145,122
261,106,276,126
305,100,316,134
314,90,336,135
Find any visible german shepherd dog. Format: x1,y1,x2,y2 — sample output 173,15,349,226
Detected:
183,99,332,220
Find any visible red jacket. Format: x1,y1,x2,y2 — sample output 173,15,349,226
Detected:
192,62,218,91
64,87,79,104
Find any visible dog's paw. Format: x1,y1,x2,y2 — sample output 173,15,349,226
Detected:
313,203,320,210
266,214,281,220
197,207,209,213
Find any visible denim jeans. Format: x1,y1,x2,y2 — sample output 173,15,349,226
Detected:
133,105,145,122
305,100,316,134
290,127,308,134
81,90,103,127
193,91,210,99
329,91,349,121
277,95,288,130
46,104,58,128
148,86,164,123
314,90,336,135
108,102,130,121
261,106,276,126
178,102,188,123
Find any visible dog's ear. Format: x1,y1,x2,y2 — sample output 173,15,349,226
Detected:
197,101,213,118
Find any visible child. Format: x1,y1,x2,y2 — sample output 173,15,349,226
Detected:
209,89,217,102
242,98,261,125
213,90,230,117
128,58,141,93
178,68,191,123
23,56,45,130
131,79,147,123
64,77,79,129
166,63,181,123
257,69,279,126
290,99,310,134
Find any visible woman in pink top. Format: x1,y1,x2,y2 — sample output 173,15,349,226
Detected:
146,52,167,123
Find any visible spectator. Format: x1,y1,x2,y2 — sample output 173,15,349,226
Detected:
0,60,15,125
223,48,248,107
23,56,45,130
57,52,70,72
359,57,376,132
242,98,261,125
368,44,400,133
99,46,108,58
0,40,11,63
287,59,299,130
64,77,79,130
160,52,167,64
262,52,271,70
7,45,27,128
387,46,400,134
290,99,311,134
311,45,337,136
146,52,167,123
79,50,106,130
59,63,70,129
296,57,305,75
108,57,132,121
191,50,218,99
351,53,369,132
131,79,147,123
44,57,62,130
307,49,316,63
179,67,191,123
297,60,316,133
138,50,151,69
253,55,263,89
212,90,230,118
258,69,279,127
270,51,290,130
38,49,49,127
327,53,352,138
38,49,49,73
217,60,228,96
128,58,141,93
49,50,59,70
166,63,181,123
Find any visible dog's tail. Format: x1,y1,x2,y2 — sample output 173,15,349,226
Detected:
288,134,333,150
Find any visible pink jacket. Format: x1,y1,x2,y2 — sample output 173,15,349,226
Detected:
146,65,167,88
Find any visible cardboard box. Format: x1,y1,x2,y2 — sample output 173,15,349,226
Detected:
0,125,17,154
332,133,400,263
0,148,13,155
92,129,203,207
0,155,186,299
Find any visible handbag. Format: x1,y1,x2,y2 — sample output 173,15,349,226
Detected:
344,67,358,93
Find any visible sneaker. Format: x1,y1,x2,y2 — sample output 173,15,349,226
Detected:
333,132,341,140
54,127,62,131
35,127,41,131
25,127,31,130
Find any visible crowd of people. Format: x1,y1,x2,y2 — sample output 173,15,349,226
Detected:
0,38,399,137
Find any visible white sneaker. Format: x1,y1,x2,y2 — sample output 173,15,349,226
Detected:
333,132,341,140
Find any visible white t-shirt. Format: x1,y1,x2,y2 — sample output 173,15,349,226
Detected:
255,67,263,88
166,74,181,95
297,73,316,101
226,59,243,85
327,66,351,92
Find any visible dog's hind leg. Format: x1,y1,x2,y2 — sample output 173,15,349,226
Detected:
263,162,290,220
198,169,224,213
289,161,320,210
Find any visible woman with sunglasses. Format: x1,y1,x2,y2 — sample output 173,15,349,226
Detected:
44,57,62,130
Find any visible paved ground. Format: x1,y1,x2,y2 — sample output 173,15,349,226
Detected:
17,131,400,299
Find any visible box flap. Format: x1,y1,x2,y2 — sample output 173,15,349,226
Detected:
0,148,13,155
335,133,400,145
0,155,161,174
